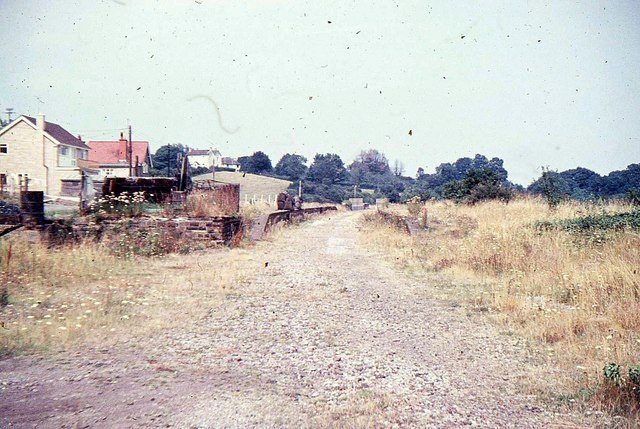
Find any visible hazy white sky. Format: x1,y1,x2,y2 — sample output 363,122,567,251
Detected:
1,0,639,185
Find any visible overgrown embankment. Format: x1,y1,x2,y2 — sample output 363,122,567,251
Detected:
361,198,640,421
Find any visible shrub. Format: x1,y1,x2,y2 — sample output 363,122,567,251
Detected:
537,209,640,234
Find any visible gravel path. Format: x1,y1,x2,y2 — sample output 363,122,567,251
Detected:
0,211,582,428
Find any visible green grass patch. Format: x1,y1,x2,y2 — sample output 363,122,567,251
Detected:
537,209,640,233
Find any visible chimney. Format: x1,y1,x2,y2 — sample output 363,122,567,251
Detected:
36,113,45,134
118,133,128,161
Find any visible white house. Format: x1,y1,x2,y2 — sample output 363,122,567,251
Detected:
187,147,223,169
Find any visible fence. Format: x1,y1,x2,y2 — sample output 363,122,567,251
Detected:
242,193,282,206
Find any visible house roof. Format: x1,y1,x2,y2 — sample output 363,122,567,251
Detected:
188,149,209,156
22,116,90,150
221,157,239,165
187,148,222,157
87,140,151,165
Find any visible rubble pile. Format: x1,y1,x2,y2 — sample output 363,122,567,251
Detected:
0,200,21,216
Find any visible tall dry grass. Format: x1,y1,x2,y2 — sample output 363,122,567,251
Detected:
0,234,247,356
362,196,640,416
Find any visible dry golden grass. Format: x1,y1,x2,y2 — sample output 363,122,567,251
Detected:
194,171,291,202
183,190,231,217
0,235,249,356
362,197,640,415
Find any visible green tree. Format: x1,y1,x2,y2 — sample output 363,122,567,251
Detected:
307,153,347,185
238,151,273,174
443,168,512,204
275,153,308,181
352,149,390,175
528,167,570,209
150,144,188,177
238,156,252,172
250,151,273,174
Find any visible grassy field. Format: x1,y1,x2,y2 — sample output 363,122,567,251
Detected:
0,236,252,356
361,197,640,419
193,171,291,204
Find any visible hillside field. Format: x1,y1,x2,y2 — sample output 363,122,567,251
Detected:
193,171,291,202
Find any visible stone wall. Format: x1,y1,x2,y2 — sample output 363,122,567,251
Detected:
265,206,337,232
376,210,421,236
71,216,242,247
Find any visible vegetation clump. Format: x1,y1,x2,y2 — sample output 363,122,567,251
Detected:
537,209,640,233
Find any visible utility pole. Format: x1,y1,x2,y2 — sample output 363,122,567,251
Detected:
128,124,133,177
167,145,171,177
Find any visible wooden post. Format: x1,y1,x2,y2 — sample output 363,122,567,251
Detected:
79,171,86,212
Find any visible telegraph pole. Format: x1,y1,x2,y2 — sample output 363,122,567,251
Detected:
128,124,133,177
167,146,171,177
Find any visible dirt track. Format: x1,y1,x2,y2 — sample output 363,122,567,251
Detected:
0,211,582,428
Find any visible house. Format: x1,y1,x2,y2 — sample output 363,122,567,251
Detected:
87,133,152,178
220,157,240,171
0,113,95,199
187,147,222,169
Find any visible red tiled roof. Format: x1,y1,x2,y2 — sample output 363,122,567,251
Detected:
23,116,90,150
87,140,151,165
188,149,209,156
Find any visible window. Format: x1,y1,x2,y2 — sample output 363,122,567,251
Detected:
78,150,87,160
59,146,68,156
0,143,7,154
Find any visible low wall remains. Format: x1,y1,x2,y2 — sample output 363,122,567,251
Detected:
376,210,421,236
265,206,338,232
250,206,338,241
70,216,242,247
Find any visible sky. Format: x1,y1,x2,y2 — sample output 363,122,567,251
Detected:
1,0,639,185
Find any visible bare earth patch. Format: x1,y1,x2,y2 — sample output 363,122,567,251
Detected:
0,211,586,428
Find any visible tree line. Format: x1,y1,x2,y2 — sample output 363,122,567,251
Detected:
148,144,640,205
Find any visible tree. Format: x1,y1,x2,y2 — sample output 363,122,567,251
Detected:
528,167,571,208
307,153,347,185
250,151,273,174
393,160,405,177
150,144,188,177
275,153,307,181
410,154,511,198
238,151,273,174
442,168,512,204
599,164,640,198
349,149,390,176
238,156,252,172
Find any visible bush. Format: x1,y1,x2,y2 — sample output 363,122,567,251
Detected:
626,188,640,206
537,210,640,233
442,168,512,204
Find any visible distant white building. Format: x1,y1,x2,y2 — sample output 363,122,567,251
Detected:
187,148,222,169
220,157,240,171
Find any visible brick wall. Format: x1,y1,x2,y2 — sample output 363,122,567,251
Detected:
71,216,242,247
